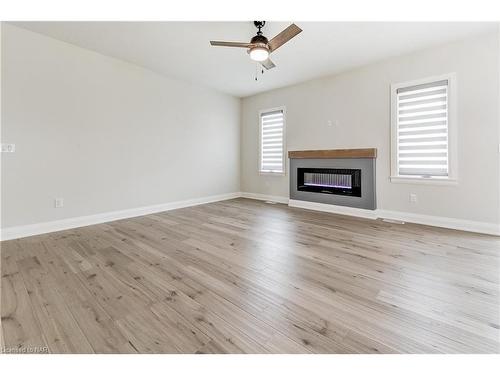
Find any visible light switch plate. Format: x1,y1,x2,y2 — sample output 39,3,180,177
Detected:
54,198,64,208
1,143,15,153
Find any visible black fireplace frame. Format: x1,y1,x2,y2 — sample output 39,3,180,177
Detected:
297,168,362,197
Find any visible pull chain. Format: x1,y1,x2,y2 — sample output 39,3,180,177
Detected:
254,64,265,81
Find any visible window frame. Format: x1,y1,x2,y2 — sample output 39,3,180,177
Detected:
259,106,287,176
390,73,458,185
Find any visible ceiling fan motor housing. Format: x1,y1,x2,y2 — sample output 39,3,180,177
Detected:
250,34,269,47
248,34,270,61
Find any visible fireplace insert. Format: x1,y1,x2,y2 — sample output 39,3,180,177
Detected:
297,168,361,197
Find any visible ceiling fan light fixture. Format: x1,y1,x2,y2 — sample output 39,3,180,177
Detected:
249,46,269,62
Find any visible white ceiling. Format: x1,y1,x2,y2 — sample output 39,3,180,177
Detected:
11,21,497,97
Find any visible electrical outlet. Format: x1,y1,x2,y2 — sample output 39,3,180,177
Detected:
409,193,417,204
1,143,15,153
54,198,64,208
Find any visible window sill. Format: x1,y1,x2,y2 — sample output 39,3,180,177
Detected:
259,171,286,177
390,176,458,186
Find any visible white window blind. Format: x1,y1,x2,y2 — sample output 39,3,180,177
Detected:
396,79,449,178
260,109,284,173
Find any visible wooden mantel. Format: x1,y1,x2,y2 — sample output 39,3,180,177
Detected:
288,148,377,159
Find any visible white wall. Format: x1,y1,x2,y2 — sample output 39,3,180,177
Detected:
2,23,499,234
241,32,500,226
1,24,240,228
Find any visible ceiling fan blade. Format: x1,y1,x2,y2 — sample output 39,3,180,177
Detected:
210,41,253,48
268,23,302,52
260,58,276,70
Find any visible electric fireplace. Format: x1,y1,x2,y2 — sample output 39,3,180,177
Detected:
289,149,376,210
297,168,361,197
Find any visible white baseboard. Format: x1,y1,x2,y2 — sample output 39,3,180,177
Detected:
286,199,498,236
288,199,378,220
286,199,498,235
240,192,289,204
377,209,500,236
240,194,500,235
0,192,241,241
3,192,498,240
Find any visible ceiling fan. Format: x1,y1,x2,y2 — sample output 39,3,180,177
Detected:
210,21,302,70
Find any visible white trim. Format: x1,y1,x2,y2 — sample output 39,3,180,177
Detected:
0,192,240,241
288,199,378,220
240,192,289,204
377,209,500,236
258,106,286,175
3,192,497,241
258,170,286,177
390,73,458,185
389,176,458,186
287,199,498,235
285,198,498,235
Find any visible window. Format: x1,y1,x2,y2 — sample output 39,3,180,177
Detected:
259,108,285,174
391,74,457,184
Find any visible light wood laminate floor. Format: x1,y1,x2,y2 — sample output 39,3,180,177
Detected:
1,198,499,353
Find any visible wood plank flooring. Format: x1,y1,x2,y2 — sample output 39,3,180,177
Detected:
1,198,499,353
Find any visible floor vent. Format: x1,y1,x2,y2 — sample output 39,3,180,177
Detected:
381,218,405,225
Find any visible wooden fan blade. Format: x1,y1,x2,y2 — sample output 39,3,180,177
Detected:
268,23,302,52
210,41,253,48
260,58,276,70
